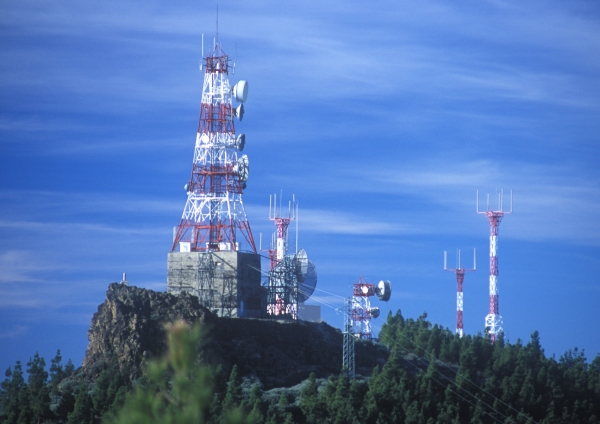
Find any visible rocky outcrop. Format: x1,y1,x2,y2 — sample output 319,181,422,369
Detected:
82,283,389,389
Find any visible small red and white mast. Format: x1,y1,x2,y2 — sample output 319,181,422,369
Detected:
477,190,512,342
444,249,476,337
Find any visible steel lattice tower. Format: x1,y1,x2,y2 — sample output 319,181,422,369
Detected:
444,249,476,337
477,190,512,342
351,276,378,340
342,298,355,380
265,194,298,318
172,43,256,253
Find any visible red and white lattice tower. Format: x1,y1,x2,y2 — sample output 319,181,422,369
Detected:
351,276,379,340
477,190,512,342
270,193,296,264
265,194,298,317
172,42,256,253
444,249,476,338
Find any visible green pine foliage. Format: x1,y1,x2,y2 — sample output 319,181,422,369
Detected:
2,311,600,423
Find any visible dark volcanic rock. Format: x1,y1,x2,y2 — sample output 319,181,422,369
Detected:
82,283,389,389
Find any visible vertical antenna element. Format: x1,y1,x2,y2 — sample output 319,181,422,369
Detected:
444,249,476,337
476,189,513,342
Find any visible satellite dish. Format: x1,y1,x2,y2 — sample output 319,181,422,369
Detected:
184,183,190,192
232,80,248,103
376,280,392,302
236,134,246,151
369,307,380,319
297,259,317,303
200,134,209,144
236,155,249,182
294,249,309,283
234,104,245,121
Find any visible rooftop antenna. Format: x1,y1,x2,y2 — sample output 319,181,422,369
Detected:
444,249,476,337
476,189,513,343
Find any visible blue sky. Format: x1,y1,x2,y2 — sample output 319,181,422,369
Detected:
1,0,599,374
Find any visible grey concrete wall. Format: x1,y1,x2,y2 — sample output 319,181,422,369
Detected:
167,251,262,318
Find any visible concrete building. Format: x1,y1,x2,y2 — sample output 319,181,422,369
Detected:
167,251,262,318
298,303,321,323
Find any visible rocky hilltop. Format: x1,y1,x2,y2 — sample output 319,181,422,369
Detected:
81,283,389,389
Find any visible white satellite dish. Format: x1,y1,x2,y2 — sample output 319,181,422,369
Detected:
237,155,249,182
232,80,248,103
236,134,245,151
369,307,380,319
376,280,392,302
234,104,245,121
297,259,317,303
200,134,209,144
294,249,309,283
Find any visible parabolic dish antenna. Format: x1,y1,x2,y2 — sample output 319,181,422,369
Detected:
297,259,317,303
235,104,245,121
294,249,309,283
236,155,249,182
376,280,392,302
236,134,246,151
233,80,248,103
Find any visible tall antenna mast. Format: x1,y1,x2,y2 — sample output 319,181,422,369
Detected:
444,249,476,337
172,35,255,253
477,189,513,342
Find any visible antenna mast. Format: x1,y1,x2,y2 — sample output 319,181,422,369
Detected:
477,189,513,342
444,249,476,337
172,38,255,253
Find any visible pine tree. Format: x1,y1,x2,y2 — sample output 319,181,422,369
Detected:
67,384,93,424
27,352,51,424
108,321,245,424
0,362,26,424
222,365,243,417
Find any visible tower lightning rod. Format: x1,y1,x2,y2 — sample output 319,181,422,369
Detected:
477,189,512,343
444,249,476,337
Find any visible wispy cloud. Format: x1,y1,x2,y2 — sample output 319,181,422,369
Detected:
0,325,29,339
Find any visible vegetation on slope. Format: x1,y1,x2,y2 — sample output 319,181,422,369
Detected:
2,310,600,423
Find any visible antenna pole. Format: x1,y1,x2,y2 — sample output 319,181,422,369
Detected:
444,249,476,337
477,189,513,342
295,197,299,254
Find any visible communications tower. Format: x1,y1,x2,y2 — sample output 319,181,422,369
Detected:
166,41,262,319
171,42,256,253
477,190,512,342
444,249,476,337
351,276,391,340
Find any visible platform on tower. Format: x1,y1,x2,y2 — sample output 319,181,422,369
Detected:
167,250,262,318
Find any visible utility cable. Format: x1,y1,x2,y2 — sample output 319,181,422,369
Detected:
399,357,508,424
389,329,539,424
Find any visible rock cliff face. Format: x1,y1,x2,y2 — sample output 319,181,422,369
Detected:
82,283,389,389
